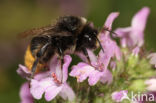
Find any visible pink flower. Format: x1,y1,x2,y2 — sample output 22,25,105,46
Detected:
20,82,34,103
17,64,31,80
148,53,156,68
17,64,51,81
70,50,113,86
70,12,122,86
112,90,129,102
114,7,150,47
100,12,122,62
17,56,62,80
30,55,75,101
110,61,116,70
132,46,140,57
145,78,156,91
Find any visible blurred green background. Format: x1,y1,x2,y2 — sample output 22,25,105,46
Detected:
0,0,156,103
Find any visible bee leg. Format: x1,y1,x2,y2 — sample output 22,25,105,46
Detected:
61,56,64,69
58,47,64,69
82,48,91,64
31,58,39,79
31,43,50,79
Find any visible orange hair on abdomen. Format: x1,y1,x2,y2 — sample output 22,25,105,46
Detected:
24,45,46,73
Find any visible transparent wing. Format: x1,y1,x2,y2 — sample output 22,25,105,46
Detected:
18,25,53,38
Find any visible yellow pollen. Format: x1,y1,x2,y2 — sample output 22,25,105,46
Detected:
80,70,86,74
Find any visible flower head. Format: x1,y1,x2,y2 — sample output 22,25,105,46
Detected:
70,49,113,86
132,46,140,57
148,53,156,68
98,12,122,71
20,82,33,103
70,12,121,86
110,61,117,70
17,64,31,80
145,78,156,91
114,7,150,47
30,55,75,101
100,12,122,61
17,64,51,81
112,90,129,102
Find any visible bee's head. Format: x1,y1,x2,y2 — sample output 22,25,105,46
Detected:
76,23,103,51
57,16,87,34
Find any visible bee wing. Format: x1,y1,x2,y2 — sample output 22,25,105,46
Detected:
18,25,53,38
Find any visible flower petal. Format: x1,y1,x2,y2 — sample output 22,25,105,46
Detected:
70,63,95,82
145,79,156,91
59,83,75,101
114,27,133,47
62,55,72,83
114,27,132,38
45,85,63,101
110,61,116,70
114,7,150,47
75,52,88,62
100,12,119,44
99,30,121,66
17,64,31,79
131,7,150,32
70,63,90,76
49,55,59,73
148,53,156,68
87,49,97,63
104,12,120,30
99,51,111,70
131,7,150,47
20,82,33,103
132,46,140,57
112,90,129,102
50,57,63,82
88,70,102,86
100,69,113,85
34,71,50,81
30,80,45,100
55,62,62,82
30,78,55,100
48,55,63,83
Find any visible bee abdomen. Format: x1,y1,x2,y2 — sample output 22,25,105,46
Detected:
24,45,46,73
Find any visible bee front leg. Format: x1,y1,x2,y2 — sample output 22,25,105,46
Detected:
31,58,39,79
82,48,91,64
58,47,64,69
31,43,50,79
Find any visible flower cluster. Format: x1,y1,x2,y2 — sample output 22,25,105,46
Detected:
70,12,121,86
17,55,75,102
17,7,156,103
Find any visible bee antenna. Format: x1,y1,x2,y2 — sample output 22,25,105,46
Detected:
102,26,118,36
94,35,104,53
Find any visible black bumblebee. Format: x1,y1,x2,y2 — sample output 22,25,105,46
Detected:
20,16,104,78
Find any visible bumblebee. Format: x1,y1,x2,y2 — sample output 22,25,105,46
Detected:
20,16,105,78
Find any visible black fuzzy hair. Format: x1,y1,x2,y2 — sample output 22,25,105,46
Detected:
76,24,98,51
57,16,83,34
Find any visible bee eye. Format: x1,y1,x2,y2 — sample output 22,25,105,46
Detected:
84,34,89,38
84,35,91,41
